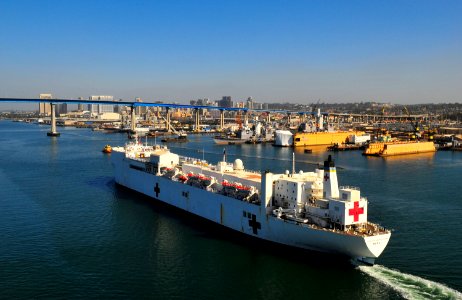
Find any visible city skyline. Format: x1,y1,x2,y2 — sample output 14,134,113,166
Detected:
1,0,461,110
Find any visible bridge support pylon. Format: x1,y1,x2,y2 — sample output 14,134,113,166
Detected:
194,108,200,132
47,103,60,137
219,109,225,131
166,107,171,132
130,105,137,134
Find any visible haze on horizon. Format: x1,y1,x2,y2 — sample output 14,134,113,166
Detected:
1,0,461,110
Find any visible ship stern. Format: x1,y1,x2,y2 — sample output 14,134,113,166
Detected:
355,232,391,265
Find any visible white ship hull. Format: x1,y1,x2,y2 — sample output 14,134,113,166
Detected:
111,151,390,264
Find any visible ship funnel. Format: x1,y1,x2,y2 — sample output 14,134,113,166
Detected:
323,155,339,199
324,155,335,168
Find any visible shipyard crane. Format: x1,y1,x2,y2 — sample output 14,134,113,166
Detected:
161,115,186,138
403,106,421,140
235,111,242,129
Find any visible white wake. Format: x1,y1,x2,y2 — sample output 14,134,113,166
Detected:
359,265,462,300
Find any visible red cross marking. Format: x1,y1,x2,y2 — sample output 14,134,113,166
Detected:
324,174,329,181
349,201,364,222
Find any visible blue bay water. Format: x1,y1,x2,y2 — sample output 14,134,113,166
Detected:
0,120,461,299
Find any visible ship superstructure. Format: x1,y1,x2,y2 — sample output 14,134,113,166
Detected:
111,139,391,265
214,123,274,145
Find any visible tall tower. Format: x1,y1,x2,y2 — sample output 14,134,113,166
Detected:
77,97,84,111
89,95,114,115
246,97,254,109
39,94,52,116
135,97,147,116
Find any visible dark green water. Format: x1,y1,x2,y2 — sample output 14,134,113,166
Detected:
1,121,461,299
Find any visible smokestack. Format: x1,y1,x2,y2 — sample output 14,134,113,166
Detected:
323,155,339,199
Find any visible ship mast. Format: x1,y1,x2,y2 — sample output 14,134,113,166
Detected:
292,152,295,176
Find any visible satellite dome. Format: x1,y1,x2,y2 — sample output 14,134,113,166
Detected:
233,159,244,171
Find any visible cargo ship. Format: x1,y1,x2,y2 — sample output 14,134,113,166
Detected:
111,139,391,265
363,141,436,157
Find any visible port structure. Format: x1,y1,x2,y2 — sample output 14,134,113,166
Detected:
0,97,252,136
0,97,429,136
0,97,328,136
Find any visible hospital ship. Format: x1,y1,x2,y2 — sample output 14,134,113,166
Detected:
111,139,391,265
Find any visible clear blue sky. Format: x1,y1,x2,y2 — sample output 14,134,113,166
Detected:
0,0,461,109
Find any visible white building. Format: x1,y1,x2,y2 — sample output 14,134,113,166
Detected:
97,112,121,120
88,95,114,115
39,93,52,116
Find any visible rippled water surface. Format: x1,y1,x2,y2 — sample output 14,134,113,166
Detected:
1,121,461,299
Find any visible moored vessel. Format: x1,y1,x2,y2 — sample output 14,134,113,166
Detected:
292,109,365,147
363,141,436,156
293,130,366,147
214,126,254,145
213,136,248,145
111,139,391,265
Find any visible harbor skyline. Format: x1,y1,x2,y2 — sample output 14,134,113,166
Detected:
1,120,461,298
1,0,461,108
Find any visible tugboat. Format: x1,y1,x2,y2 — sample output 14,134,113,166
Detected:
102,145,112,153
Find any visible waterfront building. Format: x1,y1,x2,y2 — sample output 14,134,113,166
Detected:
88,95,114,115
135,97,147,115
235,102,245,108
77,97,85,111
190,98,213,106
246,97,254,109
113,99,124,114
39,93,52,116
254,102,263,110
56,103,67,115
97,112,121,120
217,96,233,108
